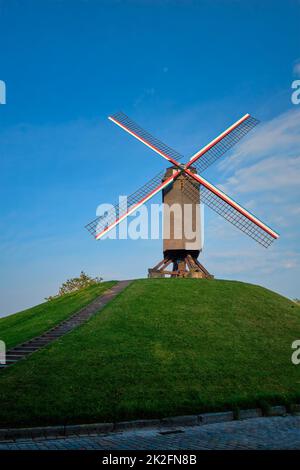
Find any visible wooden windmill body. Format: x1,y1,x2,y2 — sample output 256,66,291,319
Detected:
148,166,212,278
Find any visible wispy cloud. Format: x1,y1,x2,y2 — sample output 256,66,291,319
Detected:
222,155,300,194
205,247,300,276
217,109,300,230
219,108,300,173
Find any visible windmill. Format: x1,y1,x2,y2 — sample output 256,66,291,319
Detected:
85,112,279,278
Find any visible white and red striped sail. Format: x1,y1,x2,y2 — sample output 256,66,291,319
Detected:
86,170,180,240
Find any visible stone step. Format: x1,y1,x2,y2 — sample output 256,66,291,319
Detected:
27,341,52,345
5,358,25,363
42,334,64,337
46,330,69,335
10,347,38,353
6,354,26,359
27,339,52,343
60,327,72,329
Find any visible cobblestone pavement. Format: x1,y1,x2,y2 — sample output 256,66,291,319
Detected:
0,416,299,450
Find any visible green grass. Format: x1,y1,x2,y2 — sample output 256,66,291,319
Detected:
0,278,300,428
0,281,116,349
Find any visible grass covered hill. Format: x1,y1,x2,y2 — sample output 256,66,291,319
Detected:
0,281,116,349
0,278,300,428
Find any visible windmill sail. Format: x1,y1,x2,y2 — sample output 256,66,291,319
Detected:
109,112,183,165
85,169,180,240
199,185,276,248
187,115,259,174
183,173,279,248
86,110,279,249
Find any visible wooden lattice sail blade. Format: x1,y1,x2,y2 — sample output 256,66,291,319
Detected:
109,112,183,166
85,170,180,240
184,170,279,248
186,114,260,174
199,185,278,247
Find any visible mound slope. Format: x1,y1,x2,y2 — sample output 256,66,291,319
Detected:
0,278,299,427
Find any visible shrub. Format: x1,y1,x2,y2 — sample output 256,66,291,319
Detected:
46,271,103,301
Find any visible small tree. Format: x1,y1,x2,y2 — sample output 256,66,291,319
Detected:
46,271,103,301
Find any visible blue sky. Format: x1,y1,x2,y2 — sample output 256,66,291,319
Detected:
0,0,300,315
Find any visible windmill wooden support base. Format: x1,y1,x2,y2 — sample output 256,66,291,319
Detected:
148,251,213,279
